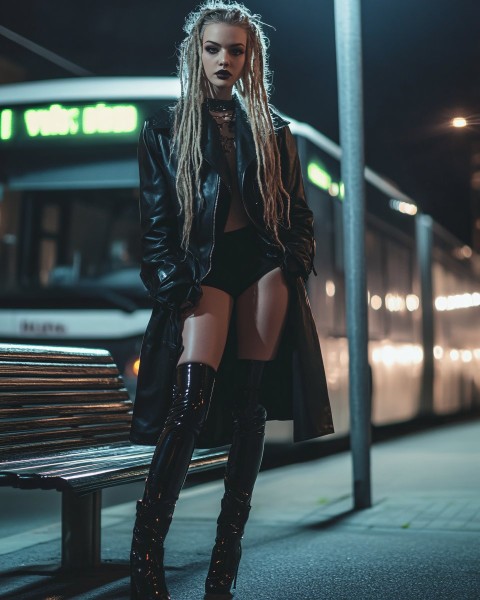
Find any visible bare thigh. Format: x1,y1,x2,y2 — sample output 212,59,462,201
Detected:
177,285,234,371
236,267,289,361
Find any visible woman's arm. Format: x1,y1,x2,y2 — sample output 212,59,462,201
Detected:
278,125,317,280
138,121,202,311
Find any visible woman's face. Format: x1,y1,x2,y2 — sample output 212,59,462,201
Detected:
201,23,247,99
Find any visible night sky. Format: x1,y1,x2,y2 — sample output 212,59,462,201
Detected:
2,0,480,244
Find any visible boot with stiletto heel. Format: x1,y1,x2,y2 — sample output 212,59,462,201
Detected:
205,359,267,598
131,361,216,600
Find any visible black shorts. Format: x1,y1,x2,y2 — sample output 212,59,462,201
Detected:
201,225,283,299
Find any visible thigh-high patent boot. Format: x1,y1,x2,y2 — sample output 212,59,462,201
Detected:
131,361,216,600
205,359,267,598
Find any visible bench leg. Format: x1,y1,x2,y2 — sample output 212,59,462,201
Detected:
61,489,102,569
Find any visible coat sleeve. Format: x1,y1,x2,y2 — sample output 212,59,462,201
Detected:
278,125,317,280
138,121,202,311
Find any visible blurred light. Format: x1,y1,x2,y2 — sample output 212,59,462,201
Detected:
471,171,480,191
370,294,382,310
450,349,459,361
325,280,335,297
0,109,13,140
406,294,420,311
435,292,480,311
452,117,467,128
339,182,345,200
474,349,480,360
389,198,417,215
371,344,423,366
132,358,140,377
328,182,339,197
461,245,473,258
307,162,331,191
433,346,444,360
461,350,473,363
385,293,405,312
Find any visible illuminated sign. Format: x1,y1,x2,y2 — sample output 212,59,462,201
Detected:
307,160,344,199
0,109,13,140
0,102,139,143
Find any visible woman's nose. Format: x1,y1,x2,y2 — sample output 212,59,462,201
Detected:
218,51,229,66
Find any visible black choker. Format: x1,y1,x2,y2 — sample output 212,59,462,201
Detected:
205,97,235,112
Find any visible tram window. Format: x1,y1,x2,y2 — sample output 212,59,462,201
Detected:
40,239,57,286
385,239,415,341
41,204,60,235
366,228,385,338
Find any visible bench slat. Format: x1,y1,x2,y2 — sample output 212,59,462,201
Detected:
1,442,149,472
0,403,131,418
0,389,130,404
0,422,131,445
2,446,229,493
0,377,124,390
0,362,120,376
0,432,132,457
0,412,132,433
0,344,114,364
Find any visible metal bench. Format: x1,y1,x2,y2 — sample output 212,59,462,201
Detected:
0,343,229,569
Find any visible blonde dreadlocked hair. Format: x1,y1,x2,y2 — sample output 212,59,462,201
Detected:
171,0,291,251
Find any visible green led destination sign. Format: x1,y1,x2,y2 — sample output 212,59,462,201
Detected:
0,102,139,143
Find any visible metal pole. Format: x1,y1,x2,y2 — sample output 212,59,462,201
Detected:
334,0,371,508
415,214,435,416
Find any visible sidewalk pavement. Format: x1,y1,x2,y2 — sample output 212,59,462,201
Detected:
1,418,479,599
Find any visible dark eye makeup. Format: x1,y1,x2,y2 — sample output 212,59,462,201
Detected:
205,46,245,56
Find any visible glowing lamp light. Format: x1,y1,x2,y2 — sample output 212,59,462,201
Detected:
406,294,420,311
433,346,444,360
452,117,467,128
385,293,405,312
435,292,480,311
325,280,336,297
389,198,417,216
371,344,423,366
328,182,340,197
133,358,140,377
450,349,460,361
370,294,382,310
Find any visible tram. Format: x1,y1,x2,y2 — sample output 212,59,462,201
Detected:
1,77,479,441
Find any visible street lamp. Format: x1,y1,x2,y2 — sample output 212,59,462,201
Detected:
452,117,467,128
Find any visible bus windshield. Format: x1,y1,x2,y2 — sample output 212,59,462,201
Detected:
0,187,148,308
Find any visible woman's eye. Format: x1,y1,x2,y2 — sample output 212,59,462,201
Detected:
205,46,218,54
231,49,244,56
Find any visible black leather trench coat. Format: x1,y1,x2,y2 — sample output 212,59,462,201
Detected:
130,96,334,448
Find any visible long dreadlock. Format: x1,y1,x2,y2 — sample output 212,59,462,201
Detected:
171,0,291,251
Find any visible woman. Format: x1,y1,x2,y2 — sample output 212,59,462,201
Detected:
130,2,334,598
